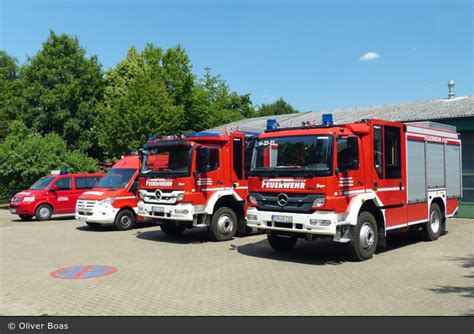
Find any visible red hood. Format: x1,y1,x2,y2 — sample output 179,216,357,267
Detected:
13,189,46,198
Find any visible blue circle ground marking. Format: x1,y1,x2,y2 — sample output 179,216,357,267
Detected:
50,265,117,279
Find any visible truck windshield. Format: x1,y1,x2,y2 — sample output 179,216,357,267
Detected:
29,176,55,190
251,135,333,176
141,144,192,177
96,168,136,189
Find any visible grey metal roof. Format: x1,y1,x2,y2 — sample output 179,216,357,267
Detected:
207,96,474,133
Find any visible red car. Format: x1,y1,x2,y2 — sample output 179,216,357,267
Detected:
9,170,104,221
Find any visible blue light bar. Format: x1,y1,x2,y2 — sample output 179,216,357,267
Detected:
322,114,333,126
185,132,220,138
51,169,69,175
148,136,158,141
266,119,278,130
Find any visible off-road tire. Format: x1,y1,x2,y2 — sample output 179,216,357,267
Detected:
347,211,378,261
208,207,238,241
422,203,443,241
160,221,186,236
267,232,297,252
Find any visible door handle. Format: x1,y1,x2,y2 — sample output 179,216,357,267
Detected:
399,182,403,190
374,181,378,191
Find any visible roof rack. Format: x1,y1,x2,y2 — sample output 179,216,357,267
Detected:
407,121,456,132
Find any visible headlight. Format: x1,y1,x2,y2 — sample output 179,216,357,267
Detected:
23,197,35,202
11,197,22,203
248,195,257,205
98,198,115,205
313,197,325,207
176,193,184,201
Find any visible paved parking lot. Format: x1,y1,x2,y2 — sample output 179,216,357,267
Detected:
0,209,472,316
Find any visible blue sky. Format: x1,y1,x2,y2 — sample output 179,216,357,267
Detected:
1,0,472,111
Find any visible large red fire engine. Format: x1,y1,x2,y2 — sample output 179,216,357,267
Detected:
137,131,255,241
246,116,462,261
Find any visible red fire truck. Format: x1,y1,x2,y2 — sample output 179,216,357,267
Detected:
137,131,255,241
246,116,462,261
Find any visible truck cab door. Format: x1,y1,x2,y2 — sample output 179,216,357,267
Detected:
372,123,406,227
336,136,365,197
195,145,223,194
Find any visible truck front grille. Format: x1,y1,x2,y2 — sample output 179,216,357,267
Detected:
250,192,323,213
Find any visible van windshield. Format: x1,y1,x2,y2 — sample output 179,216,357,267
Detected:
29,176,55,190
96,168,136,189
251,135,333,176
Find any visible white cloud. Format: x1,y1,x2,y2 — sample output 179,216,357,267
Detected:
359,52,380,61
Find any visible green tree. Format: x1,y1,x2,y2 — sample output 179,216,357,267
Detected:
0,121,97,192
257,97,298,116
97,70,184,157
189,68,256,131
18,31,104,158
0,51,23,140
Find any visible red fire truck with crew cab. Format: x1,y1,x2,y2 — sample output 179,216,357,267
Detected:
246,116,462,261
137,131,255,241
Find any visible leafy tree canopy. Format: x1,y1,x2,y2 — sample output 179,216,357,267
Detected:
257,97,298,116
18,31,104,157
0,121,98,192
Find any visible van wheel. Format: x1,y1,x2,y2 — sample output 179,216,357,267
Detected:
422,203,442,241
347,211,378,261
35,204,52,221
208,207,238,241
86,222,101,229
160,221,185,236
19,215,33,221
267,232,297,252
114,209,136,231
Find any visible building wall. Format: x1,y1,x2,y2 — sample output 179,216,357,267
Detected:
437,118,474,218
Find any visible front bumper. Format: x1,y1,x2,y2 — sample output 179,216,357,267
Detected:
138,202,195,221
9,202,35,216
75,204,118,224
246,207,342,236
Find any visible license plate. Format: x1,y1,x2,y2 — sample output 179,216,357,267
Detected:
152,206,164,213
10,208,16,214
78,216,88,222
271,215,293,223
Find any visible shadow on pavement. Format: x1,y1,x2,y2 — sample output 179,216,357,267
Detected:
237,229,427,265
12,215,75,222
135,227,211,244
76,221,156,232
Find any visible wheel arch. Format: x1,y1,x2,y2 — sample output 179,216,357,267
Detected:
35,202,54,214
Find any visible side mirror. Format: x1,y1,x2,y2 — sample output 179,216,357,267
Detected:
50,185,58,191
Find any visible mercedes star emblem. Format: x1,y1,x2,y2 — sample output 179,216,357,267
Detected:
277,193,289,207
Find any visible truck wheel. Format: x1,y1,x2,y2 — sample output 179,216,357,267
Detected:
19,215,33,221
208,207,238,241
422,203,442,241
267,232,297,252
35,204,52,221
160,221,185,236
114,209,136,231
347,211,378,261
